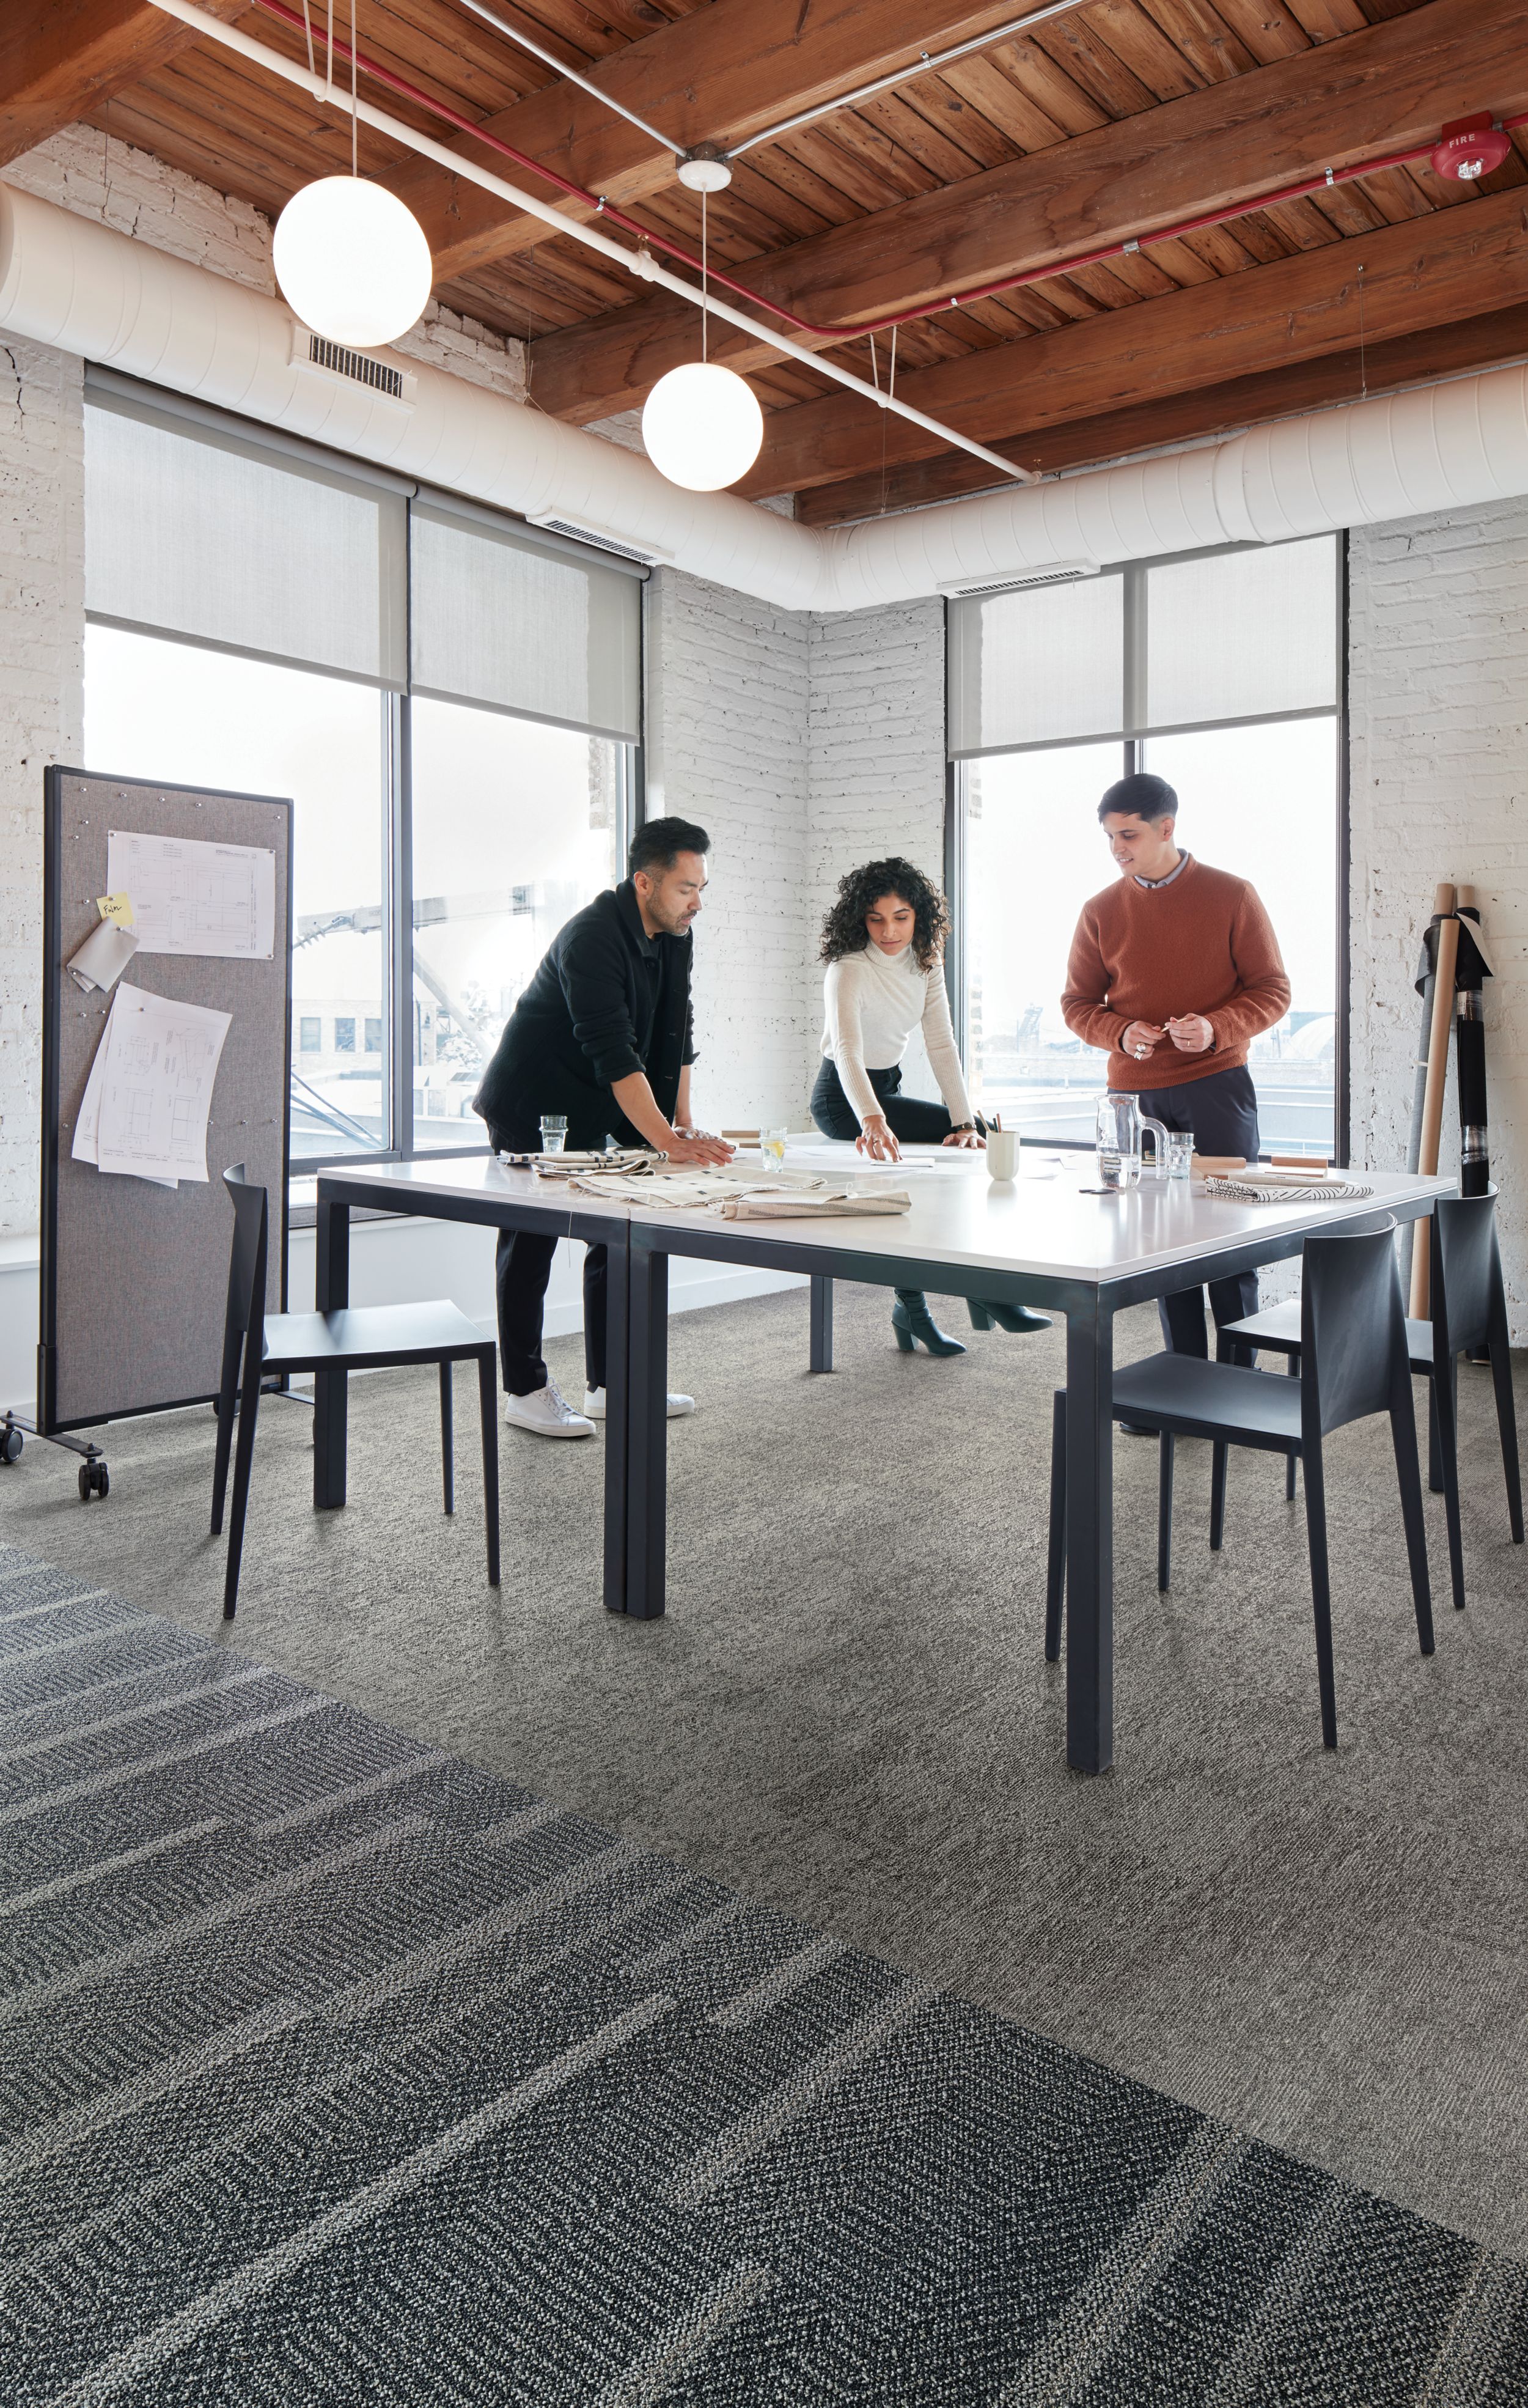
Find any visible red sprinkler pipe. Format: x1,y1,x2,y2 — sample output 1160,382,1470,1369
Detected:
249,2,1527,350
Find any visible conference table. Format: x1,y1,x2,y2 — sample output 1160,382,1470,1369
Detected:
314,1145,1448,1775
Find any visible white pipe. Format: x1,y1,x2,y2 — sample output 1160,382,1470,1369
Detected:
142,0,1032,490
6,183,1528,612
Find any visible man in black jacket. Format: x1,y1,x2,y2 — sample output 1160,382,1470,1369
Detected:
474,816,732,1437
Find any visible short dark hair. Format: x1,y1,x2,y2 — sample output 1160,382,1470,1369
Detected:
629,816,710,877
1098,772,1177,825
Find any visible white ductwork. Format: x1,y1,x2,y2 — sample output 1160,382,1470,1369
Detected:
6,181,1528,612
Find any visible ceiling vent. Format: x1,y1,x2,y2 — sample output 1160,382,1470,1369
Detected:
288,324,416,406
530,514,671,567
938,560,1100,600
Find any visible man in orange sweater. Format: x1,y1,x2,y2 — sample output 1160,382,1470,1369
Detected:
1062,771,1291,1357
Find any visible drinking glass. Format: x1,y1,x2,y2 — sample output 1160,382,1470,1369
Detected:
760,1126,787,1171
539,1114,567,1155
1164,1132,1194,1181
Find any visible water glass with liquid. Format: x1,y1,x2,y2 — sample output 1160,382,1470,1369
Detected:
539,1114,567,1155
760,1127,788,1171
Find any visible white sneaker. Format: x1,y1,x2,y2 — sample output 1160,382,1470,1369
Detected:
584,1386,696,1421
503,1379,595,1438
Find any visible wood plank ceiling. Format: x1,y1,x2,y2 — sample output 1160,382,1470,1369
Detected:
7,0,1527,522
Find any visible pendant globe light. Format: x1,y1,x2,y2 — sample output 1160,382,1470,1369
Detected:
273,0,432,351
642,191,763,492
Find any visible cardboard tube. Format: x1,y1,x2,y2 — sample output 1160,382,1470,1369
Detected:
1410,892,1460,1318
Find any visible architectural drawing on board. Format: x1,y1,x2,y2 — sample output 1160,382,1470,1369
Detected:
106,830,277,960
72,983,233,1185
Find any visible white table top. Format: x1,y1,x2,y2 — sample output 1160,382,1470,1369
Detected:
321,1145,1450,1290
623,1144,1452,1288
314,1152,637,1231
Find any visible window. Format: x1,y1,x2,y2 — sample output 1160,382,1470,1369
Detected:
408,698,625,1146
950,538,1343,1160
81,376,642,1168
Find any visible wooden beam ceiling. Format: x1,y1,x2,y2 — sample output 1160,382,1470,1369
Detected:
0,0,244,168
382,0,1041,288
526,0,1527,425
729,184,1528,498
795,303,1528,521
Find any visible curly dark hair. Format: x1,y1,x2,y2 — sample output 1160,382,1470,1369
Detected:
819,856,950,973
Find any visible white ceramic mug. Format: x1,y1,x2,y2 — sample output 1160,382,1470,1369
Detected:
986,1128,1019,1180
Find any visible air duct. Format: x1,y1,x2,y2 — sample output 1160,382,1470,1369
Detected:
4,183,1528,613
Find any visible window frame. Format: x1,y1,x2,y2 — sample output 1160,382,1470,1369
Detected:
81,374,643,1177
946,534,1351,1165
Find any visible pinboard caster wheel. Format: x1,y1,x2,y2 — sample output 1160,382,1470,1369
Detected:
0,1425,21,1464
78,1460,109,1501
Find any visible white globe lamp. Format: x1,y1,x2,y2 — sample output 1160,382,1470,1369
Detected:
641,361,764,492
274,176,433,350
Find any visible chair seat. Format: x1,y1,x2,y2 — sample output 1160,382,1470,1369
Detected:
1222,1298,1434,1372
1111,1352,1304,1451
262,1300,489,1372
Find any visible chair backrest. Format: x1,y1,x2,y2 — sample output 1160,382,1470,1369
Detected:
1431,1186,1504,1358
1299,1213,1406,1437
222,1163,270,1362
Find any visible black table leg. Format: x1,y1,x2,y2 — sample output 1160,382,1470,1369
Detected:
603,1229,630,1616
313,1194,349,1511
810,1275,834,1374
1065,1295,1114,1775
625,1235,669,1621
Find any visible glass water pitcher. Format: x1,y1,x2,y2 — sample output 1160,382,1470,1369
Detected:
1095,1092,1171,1190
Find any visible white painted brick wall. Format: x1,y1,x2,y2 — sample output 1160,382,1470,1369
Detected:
0,334,83,1229
644,566,812,1125
1350,499,1528,1339
807,597,948,1104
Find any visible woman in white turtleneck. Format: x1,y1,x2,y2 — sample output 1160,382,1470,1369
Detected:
810,856,1049,1357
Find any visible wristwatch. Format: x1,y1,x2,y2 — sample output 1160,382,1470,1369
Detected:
949,1120,977,1134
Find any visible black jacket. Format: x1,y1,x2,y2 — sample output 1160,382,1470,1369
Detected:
472,880,696,1146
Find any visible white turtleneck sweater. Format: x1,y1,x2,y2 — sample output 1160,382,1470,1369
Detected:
821,943,974,1128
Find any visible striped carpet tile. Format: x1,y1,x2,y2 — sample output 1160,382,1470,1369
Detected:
1,1544,1524,2406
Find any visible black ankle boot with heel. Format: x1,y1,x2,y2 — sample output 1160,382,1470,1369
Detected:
891,1291,966,1357
968,1299,1052,1335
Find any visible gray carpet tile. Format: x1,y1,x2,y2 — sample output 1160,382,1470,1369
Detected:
2,1277,1526,2272
2,1570,1527,2406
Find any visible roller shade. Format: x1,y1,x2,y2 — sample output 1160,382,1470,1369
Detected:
84,389,406,687
410,500,642,743
1144,537,1339,729
948,537,1340,757
947,575,1125,759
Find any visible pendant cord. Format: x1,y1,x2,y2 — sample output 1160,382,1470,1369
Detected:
1356,262,1368,400
701,190,708,364
325,0,333,94
350,0,358,174
299,0,314,72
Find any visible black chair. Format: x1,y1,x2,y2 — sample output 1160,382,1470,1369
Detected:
1046,1216,1434,1750
1221,1188,1522,1610
213,1165,499,1619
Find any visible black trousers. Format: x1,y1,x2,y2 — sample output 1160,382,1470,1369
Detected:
487,1115,609,1397
1135,1063,1262,1357
812,1059,957,1312
810,1057,955,1146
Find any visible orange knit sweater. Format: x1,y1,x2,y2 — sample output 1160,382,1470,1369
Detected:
1061,856,1291,1092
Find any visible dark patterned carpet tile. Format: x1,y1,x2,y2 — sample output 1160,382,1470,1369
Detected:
3,1565,1526,2408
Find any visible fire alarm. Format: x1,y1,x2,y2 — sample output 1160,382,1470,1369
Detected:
1431,114,1511,182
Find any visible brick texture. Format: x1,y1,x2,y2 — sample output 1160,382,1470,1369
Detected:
0,334,83,1229
1349,501,1528,1338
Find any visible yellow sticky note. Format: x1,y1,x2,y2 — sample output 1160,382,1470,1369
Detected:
96,893,134,929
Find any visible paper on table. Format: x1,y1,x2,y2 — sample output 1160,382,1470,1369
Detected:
75,984,232,1184
106,830,276,960
67,918,140,993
